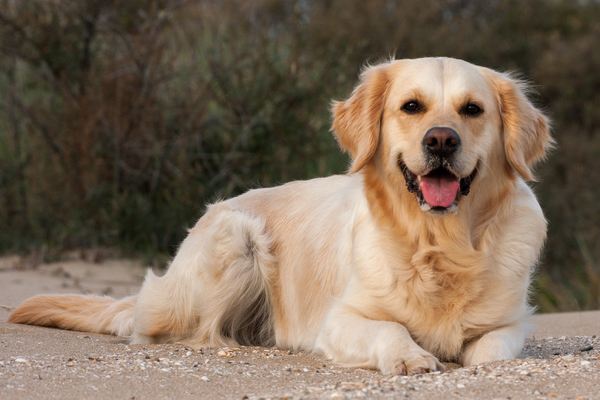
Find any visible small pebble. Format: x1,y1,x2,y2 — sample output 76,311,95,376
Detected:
217,350,233,357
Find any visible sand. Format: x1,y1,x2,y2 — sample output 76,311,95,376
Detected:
1,256,599,399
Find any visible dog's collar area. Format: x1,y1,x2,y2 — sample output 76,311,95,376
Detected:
398,159,478,214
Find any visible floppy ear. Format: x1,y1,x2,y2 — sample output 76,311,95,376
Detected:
489,72,554,181
331,63,390,173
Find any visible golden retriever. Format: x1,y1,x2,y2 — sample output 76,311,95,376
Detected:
8,57,553,374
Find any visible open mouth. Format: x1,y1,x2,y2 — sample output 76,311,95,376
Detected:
399,160,478,213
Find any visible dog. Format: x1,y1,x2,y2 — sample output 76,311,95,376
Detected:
8,57,553,375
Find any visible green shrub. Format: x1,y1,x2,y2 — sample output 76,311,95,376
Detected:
1,0,599,311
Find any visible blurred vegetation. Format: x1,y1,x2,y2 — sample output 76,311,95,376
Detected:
1,0,599,312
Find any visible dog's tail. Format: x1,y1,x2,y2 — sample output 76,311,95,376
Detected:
7,294,136,337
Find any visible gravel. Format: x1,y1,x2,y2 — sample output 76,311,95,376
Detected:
1,323,599,400
1,257,599,399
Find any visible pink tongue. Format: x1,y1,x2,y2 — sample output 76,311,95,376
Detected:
419,175,460,208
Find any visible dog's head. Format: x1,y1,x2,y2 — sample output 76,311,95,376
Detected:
332,58,553,215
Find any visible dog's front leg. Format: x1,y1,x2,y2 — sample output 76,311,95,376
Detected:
460,322,526,366
314,303,444,375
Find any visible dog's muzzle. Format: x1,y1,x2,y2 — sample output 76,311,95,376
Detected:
399,128,477,214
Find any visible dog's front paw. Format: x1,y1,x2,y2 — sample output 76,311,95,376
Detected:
460,325,525,366
377,345,445,375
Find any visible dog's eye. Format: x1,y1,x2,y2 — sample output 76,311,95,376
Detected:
402,101,421,113
464,104,483,116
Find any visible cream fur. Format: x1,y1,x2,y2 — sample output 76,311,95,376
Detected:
8,57,551,375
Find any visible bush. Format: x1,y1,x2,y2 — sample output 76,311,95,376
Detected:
1,0,599,311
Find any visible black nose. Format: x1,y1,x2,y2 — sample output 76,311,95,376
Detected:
423,127,461,157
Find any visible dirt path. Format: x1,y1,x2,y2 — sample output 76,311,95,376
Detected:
1,257,599,399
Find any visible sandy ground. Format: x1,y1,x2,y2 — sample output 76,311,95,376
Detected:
1,256,600,399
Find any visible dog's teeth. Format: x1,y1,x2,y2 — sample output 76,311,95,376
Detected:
417,176,422,182
420,202,431,212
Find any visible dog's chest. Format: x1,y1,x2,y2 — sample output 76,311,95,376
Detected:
355,211,531,360
389,244,504,359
